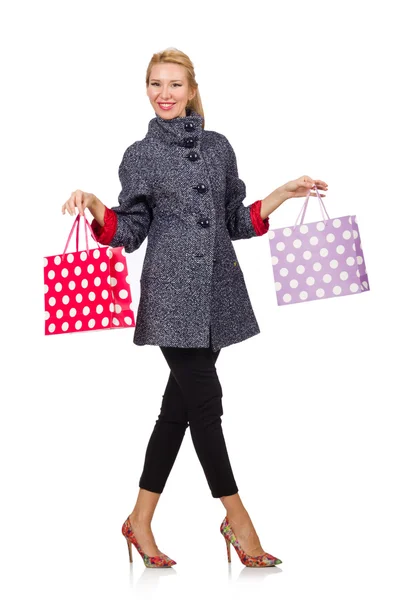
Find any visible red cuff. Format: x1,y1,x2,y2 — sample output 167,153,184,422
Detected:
250,200,270,235
91,206,118,245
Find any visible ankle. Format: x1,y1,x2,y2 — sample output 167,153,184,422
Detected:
129,511,153,526
227,508,250,523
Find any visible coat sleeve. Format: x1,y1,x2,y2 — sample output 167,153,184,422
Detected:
222,135,270,241
91,142,153,253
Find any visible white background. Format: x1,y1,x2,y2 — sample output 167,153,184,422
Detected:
1,0,396,598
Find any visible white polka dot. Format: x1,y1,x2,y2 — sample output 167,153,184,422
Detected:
56,309,63,318
109,303,115,312
333,286,342,295
326,233,335,243
112,317,120,326
87,264,94,274
320,247,329,257
110,277,117,287
96,304,104,314
67,254,74,263
280,268,289,277
107,275,111,285
350,283,359,293
282,293,292,303
115,262,125,272
94,277,101,287
101,290,109,300
54,256,61,265
88,292,96,301
121,248,126,256
75,321,82,330
68,281,76,290
330,260,339,269
316,222,326,231
115,304,122,314
268,231,275,240
303,250,312,260
119,289,128,299
356,269,360,277
48,323,56,333
357,256,363,265
323,274,332,283
44,311,50,320
353,230,358,239
62,295,70,305
102,317,109,327
129,302,134,311
61,268,69,278
48,270,55,280
299,291,308,300
316,288,325,297
93,249,100,259
80,251,87,261
346,256,355,266
348,217,352,224
336,245,345,254
332,219,341,228
75,293,83,303
309,236,319,245
81,279,88,289
275,282,282,291
100,262,107,272
296,265,305,274
74,266,82,276
306,276,315,286
61,322,69,332
124,316,132,325
362,281,368,289
290,279,298,288
299,225,308,234
83,306,90,316
271,256,279,265
106,249,113,258
292,239,302,249
342,230,352,240
286,253,295,263
313,262,322,272
69,307,77,317
276,241,285,251
43,258,48,267
352,243,356,251
88,319,96,328
49,297,56,306
283,228,292,237
44,284,48,294
340,271,349,281
55,282,62,292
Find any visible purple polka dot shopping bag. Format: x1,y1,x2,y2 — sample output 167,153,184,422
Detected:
268,185,370,306
43,214,136,335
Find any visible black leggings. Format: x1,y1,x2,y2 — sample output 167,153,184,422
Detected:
138,343,239,499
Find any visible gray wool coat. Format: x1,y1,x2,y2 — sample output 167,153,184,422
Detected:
104,108,268,352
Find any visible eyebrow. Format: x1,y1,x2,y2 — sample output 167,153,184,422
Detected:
150,78,184,82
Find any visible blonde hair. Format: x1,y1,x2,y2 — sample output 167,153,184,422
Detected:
146,47,205,129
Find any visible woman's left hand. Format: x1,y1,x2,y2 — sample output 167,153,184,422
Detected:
282,176,328,200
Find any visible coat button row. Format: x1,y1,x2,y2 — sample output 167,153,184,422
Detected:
182,137,196,148
184,122,195,131
197,218,210,228
192,183,207,194
187,151,200,161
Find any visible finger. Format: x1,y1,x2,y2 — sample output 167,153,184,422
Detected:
75,191,84,216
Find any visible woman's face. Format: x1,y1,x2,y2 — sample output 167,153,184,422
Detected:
147,62,196,119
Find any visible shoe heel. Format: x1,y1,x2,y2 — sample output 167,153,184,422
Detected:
225,537,231,563
126,538,133,563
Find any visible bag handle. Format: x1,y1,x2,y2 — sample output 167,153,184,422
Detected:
293,184,331,231
62,213,101,259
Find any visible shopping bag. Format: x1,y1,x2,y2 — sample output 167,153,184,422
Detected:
268,185,370,306
44,214,135,335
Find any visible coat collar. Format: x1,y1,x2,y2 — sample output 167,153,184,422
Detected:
145,108,204,148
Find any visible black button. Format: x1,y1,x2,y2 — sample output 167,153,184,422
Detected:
183,137,195,148
184,122,195,131
192,183,207,194
187,151,200,161
197,218,210,228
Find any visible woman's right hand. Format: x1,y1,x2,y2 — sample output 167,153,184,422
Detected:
62,190,98,216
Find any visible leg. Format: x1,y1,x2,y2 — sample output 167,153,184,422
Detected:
219,492,267,557
160,345,239,498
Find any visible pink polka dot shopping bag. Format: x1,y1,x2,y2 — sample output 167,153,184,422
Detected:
43,214,135,335
268,185,370,306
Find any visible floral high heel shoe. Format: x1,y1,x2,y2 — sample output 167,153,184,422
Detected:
121,516,177,568
220,515,282,567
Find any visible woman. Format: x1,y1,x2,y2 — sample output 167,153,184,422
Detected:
62,48,327,568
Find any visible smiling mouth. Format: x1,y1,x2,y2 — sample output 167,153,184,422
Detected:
158,103,175,109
